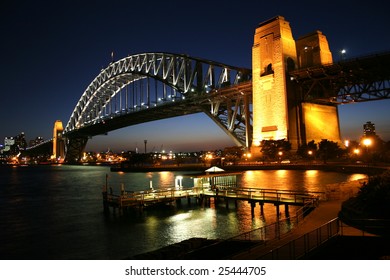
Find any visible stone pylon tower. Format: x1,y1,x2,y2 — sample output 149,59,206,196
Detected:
251,16,341,153
252,16,297,148
52,120,65,161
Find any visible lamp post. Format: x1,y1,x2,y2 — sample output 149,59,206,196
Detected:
278,151,283,163
363,138,372,176
353,148,360,162
308,150,313,163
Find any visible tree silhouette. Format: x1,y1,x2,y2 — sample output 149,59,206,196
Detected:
318,139,343,163
297,140,317,159
260,139,291,161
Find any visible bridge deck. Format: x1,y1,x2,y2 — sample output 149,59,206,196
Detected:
102,187,321,212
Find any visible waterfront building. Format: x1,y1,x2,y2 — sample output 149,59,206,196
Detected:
14,132,27,151
363,121,376,136
3,136,15,152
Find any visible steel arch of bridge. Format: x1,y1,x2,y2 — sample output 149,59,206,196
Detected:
63,52,252,161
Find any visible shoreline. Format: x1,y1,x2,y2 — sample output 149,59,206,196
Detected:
111,162,388,175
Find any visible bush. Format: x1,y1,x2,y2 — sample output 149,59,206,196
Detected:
356,171,390,218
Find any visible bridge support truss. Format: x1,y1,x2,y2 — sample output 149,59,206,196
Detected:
65,137,88,163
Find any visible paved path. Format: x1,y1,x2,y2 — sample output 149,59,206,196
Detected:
231,179,371,259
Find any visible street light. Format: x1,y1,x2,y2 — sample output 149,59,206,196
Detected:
307,150,313,163
340,49,346,61
362,138,372,175
353,148,360,160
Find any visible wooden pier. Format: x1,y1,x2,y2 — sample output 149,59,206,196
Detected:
102,186,322,217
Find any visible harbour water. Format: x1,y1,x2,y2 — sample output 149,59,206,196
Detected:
0,164,366,260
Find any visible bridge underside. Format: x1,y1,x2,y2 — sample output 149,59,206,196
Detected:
64,100,205,162
66,99,203,138
22,141,52,158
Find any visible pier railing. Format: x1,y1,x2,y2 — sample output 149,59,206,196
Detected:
192,198,320,259
104,187,199,208
257,218,340,259
224,199,317,242
214,188,324,205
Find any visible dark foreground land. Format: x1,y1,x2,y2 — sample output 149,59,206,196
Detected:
307,236,390,259
131,235,390,260
111,162,388,176
131,238,261,260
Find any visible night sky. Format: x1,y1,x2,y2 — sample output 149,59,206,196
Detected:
1,0,390,153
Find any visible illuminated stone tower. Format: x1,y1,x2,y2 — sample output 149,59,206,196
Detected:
251,16,341,152
52,120,65,161
252,16,297,147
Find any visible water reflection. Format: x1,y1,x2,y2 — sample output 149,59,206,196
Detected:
239,170,366,193
0,165,367,259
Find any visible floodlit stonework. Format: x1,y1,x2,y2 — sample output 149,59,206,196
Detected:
53,120,64,160
302,102,341,144
251,16,341,153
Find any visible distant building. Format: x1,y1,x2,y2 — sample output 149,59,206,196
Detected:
14,132,27,151
3,136,15,152
3,133,27,154
363,121,376,136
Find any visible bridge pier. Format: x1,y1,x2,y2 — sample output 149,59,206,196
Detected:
250,201,256,217
102,191,109,214
259,202,264,216
275,204,280,219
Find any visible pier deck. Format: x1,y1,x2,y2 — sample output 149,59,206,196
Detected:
102,186,322,214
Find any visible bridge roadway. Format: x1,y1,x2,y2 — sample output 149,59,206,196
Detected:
102,186,321,215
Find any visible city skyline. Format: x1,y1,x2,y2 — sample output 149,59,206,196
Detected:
1,1,390,153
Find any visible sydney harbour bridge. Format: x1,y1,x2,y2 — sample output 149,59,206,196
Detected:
25,16,390,163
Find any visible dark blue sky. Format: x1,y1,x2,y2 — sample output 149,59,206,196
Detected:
1,0,389,152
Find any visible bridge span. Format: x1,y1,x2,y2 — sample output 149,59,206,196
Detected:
25,16,390,163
